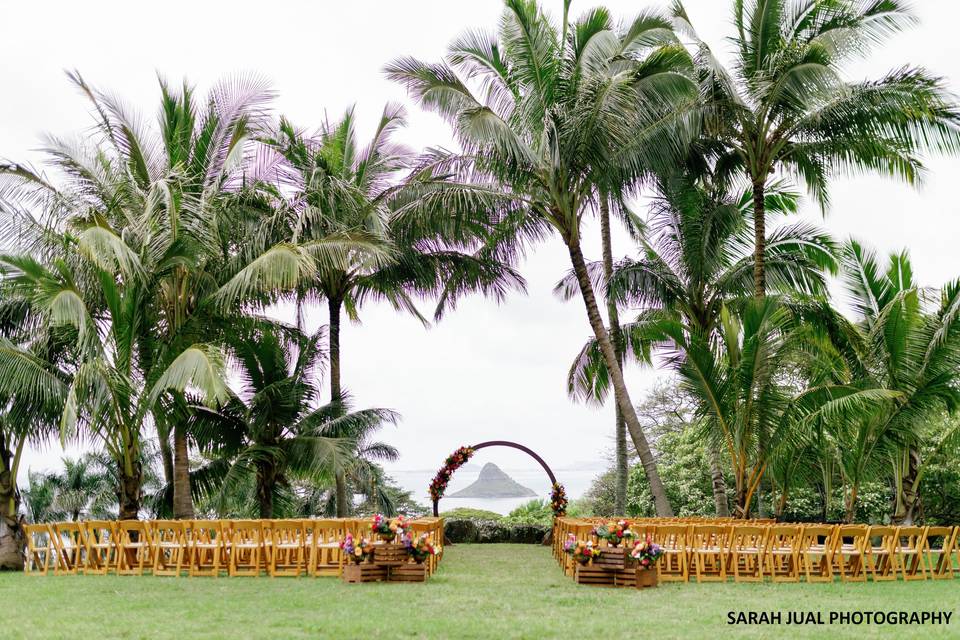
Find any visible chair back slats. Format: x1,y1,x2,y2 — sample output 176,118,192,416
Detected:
151,520,187,577
83,520,117,575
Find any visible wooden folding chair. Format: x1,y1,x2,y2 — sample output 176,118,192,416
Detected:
83,520,118,575
863,526,897,581
730,525,767,582
923,526,956,580
799,525,835,583
23,523,53,575
229,520,263,577
764,525,800,582
116,520,154,575
152,520,188,577
189,520,224,577
650,525,688,582
51,522,86,575
308,519,347,577
689,524,730,583
893,526,928,581
833,525,868,582
266,520,305,577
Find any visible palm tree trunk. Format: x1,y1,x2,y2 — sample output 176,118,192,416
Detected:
0,438,24,570
158,429,174,489
334,474,349,518
172,425,194,519
256,462,274,519
328,295,351,518
118,464,142,521
751,179,770,516
893,448,922,525
329,296,342,402
752,178,766,298
566,240,673,517
599,195,628,515
709,451,730,517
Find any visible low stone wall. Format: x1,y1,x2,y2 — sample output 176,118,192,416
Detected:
443,518,551,544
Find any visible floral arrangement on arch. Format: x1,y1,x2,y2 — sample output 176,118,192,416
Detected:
630,535,664,570
402,532,442,563
371,514,408,541
429,446,474,502
339,533,373,564
550,483,568,517
563,534,601,565
592,519,634,547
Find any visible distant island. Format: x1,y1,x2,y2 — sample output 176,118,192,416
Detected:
447,463,537,499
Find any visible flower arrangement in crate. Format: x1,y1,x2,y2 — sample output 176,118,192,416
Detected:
563,534,601,565
592,519,634,547
371,514,408,542
630,535,664,570
402,532,442,564
339,533,373,564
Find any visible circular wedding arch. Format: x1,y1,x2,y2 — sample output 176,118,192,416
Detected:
430,440,559,517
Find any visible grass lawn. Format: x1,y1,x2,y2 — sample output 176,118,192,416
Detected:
3,544,959,639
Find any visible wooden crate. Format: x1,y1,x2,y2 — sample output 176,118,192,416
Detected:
341,563,388,583
574,565,615,586
373,543,408,566
594,547,627,570
613,568,636,587
389,563,428,582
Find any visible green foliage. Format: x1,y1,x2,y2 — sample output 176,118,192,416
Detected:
502,499,552,526
440,507,502,521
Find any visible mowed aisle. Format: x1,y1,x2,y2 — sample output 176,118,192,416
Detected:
3,544,959,639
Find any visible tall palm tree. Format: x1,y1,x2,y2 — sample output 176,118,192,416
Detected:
46,454,116,521
259,105,524,515
188,326,396,519
387,0,700,516
672,0,960,298
560,170,836,515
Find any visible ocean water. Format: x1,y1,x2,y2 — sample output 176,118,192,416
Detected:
388,465,598,516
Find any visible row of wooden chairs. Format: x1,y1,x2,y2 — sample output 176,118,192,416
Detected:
552,516,772,563
555,518,959,583
23,517,444,578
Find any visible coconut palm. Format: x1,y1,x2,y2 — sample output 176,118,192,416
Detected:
0,72,381,521
258,105,524,515
559,169,836,514
0,288,70,568
819,241,960,522
672,0,960,298
44,454,115,521
187,325,396,519
637,296,891,517
387,0,701,516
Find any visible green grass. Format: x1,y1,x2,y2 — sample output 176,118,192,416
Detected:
3,544,959,639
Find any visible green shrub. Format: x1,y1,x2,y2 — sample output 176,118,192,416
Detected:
439,507,503,521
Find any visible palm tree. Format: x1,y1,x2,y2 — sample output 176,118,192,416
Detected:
638,296,889,517
560,170,836,515
387,0,700,516
672,0,960,298
188,326,397,519
822,240,960,522
0,290,69,568
258,105,524,515
0,73,374,520
45,454,116,521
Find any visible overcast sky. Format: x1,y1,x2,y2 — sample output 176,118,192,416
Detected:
4,1,959,501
